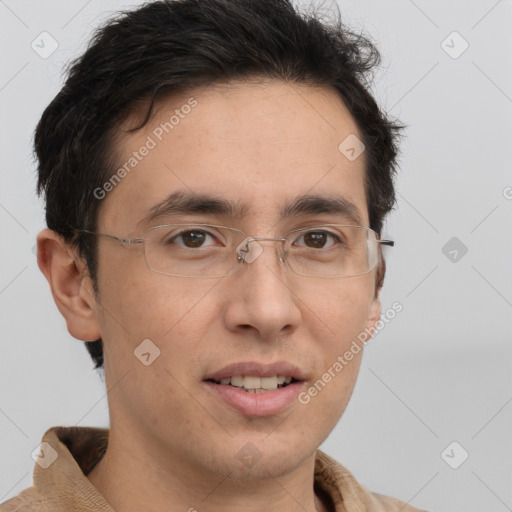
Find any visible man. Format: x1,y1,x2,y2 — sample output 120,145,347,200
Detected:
1,0,423,510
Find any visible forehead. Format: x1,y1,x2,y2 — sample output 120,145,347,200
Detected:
98,79,368,233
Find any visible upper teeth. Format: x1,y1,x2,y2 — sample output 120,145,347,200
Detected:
219,375,292,390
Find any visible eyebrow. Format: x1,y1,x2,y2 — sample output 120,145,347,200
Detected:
137,190,364,228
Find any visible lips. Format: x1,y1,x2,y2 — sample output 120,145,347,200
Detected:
203,361,307,416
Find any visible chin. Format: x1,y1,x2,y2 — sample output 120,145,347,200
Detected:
224,452,307,482
223,435,316,481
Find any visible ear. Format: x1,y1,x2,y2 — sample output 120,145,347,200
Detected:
365,295,381,340
36,229,101,341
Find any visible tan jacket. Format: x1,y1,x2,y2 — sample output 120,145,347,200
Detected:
0,426,426,511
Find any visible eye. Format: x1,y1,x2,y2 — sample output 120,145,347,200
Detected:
167,229,219,249
293,229,342,249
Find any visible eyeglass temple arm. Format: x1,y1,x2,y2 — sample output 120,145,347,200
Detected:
379,240,394,247
78,229,144,245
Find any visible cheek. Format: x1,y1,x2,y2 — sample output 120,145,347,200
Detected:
303,327,365,436
100,283,209,422
100,260,214,333
299,278,373,411
302,276,374,341
98,269,223,380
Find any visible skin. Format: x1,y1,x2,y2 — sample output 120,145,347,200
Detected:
37,79,382,512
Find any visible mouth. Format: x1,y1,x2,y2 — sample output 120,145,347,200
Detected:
205,375,300,393
203,361,306,417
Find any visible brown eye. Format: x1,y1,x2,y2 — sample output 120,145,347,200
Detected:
303,231,328,248
168,229,214,248
181,230,207,247
295,230,340,249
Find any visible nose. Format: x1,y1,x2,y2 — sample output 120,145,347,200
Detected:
222,239,302,340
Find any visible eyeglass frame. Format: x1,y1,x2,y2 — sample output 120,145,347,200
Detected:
75,223,394,279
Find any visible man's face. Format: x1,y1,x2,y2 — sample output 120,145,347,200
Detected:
88,80,381,479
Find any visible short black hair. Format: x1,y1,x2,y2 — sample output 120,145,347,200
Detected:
35,0,404,370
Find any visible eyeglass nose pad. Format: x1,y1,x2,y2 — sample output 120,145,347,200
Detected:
236,237,263,264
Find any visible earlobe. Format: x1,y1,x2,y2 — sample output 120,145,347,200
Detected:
36,229,101,342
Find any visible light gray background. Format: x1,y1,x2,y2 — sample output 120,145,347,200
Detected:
1,1,511,510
